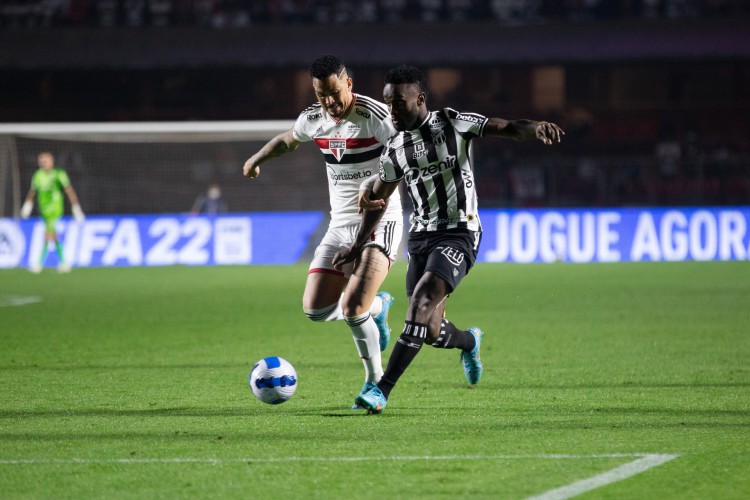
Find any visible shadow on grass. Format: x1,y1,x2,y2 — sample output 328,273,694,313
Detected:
1,417,746,443
0,403,747,426
0,406,372,420
483,381,750,389
0,363,245,371
0,407,243,418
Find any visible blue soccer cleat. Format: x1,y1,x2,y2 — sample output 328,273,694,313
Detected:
354,384,387,414
351,381,377,410
373,291,394,352
460,327,483,385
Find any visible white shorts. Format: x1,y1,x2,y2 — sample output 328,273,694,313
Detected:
309,219,403,278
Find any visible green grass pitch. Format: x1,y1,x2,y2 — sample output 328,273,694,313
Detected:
1,261,749,499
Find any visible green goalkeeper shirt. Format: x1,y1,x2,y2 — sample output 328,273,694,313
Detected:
31,167,70,218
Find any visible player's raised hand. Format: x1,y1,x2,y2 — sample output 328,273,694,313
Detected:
243,160,260,178
535,121,565,145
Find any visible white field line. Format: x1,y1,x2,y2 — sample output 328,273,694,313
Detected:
526,453,680,500
0,453,679,498
0,452,673,465
0,295,42,307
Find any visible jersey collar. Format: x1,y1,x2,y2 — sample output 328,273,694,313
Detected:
410,111,432,131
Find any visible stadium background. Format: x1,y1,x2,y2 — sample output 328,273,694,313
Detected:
2,6,749,498
0,0,748,217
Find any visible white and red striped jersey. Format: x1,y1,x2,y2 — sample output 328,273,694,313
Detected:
293,93,402,227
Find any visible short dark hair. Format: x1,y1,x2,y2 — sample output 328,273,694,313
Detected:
384,65,428,93
310,54,346,80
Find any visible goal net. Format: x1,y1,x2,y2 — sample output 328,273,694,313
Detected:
0,121,333,217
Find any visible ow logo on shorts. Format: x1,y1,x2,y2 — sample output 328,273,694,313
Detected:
441,246,464,267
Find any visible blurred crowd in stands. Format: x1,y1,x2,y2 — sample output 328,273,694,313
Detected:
1,0,747,29
472,122,749,208
2,1,747,208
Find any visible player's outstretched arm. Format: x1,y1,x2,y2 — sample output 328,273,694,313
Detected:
484,118,564,145
243,129,300,178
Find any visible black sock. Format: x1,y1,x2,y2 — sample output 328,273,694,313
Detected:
377,321,427,399
428,319,476,351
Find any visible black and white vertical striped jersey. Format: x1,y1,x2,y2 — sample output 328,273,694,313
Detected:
378,108,488,232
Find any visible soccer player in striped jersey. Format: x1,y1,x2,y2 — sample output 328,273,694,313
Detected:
333,65,564,413
242,55,403,407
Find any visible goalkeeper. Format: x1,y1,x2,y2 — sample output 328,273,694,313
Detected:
20,151,85,273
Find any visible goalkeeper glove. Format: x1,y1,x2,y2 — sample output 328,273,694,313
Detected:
20,200,33,218
72,203,85,222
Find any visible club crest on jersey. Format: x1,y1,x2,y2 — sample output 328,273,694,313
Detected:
413,143,427,160
441,246,465,267
329,139,347,161
431,129,446,146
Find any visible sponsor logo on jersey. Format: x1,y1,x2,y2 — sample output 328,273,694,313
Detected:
307,112,322,121
404,154,457,184
327,166,372,185
412,215,464,228
355,108,370,119
329,139,347,161
456,113,483,125
413,143,428,160
347,123,361,133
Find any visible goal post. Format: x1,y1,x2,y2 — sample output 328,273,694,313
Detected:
0,120,340,218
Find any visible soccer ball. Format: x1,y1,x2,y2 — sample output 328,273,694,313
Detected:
248,356,298,404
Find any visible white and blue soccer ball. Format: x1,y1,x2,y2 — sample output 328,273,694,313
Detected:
248,356,298,404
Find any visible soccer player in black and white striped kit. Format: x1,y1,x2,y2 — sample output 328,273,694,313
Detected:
333,65,564,413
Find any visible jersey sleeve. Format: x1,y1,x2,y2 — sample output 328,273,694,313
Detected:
291,107,317,143
378,146,403,184
444,107,489,138
56,169,71,189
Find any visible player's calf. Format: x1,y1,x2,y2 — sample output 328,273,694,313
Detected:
425,319,476,350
